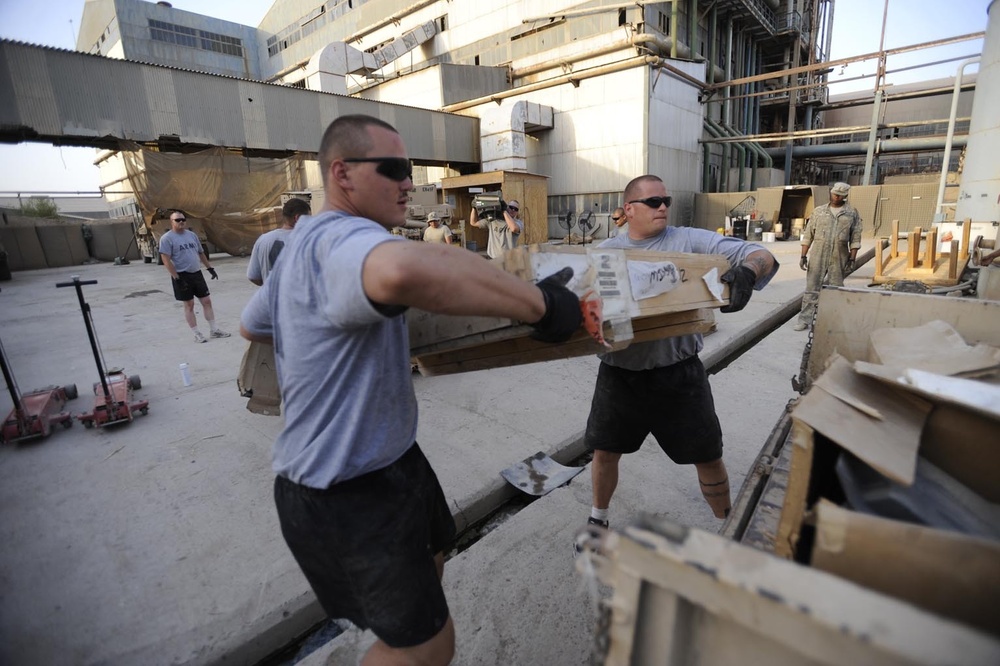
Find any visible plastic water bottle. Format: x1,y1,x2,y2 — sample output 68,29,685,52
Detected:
179,363,193,386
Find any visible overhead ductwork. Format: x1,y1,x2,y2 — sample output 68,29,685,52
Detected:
481,100,555,173
304,21,438,94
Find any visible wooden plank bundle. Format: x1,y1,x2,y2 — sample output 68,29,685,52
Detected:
408,244,731,376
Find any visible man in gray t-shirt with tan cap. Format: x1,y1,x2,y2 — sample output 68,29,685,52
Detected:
469,198,523,258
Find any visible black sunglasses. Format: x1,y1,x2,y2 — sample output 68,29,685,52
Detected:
172,217,187,222
507,206,519,212
627,196,672,209
611,215,623,221
343,157,413,182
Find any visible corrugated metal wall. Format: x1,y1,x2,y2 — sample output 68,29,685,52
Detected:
0,41,479,165
695,184,941,238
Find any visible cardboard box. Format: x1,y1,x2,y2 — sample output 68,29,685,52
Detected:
408,244,730,376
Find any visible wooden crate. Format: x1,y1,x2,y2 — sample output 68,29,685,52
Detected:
580,516,1000,666
408,244,730,376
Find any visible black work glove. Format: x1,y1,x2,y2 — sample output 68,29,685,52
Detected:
530,267,582,343
498,195,508,213
844,258,855,273
799,256,808,271
207,267,219,280
720,265,756,314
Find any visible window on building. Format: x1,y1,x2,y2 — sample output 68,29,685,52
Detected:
658,11,670,35
149,19,198,48
149,19,243,57
199,29,244,57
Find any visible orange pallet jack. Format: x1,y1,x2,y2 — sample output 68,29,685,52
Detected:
57,277,149,428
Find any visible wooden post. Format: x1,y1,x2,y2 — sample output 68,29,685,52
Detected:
890,219,900,258
909,227,922,269
949,239,959,279
961,218,972,258
925,227,938,269
875,238,886,278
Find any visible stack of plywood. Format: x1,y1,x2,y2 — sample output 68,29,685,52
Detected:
408,244,731,376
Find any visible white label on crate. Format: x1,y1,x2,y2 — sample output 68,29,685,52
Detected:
586,249,632,319
703,267,726,303
627,260,684,301
531,253,592,293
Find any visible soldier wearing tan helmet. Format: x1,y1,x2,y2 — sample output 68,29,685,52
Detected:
422,211,454,245
794,182,862,331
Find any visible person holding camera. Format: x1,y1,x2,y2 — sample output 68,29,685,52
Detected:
469,197,523,259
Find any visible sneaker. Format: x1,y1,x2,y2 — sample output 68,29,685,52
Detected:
792,321,808,331
573,517,610,557
194,331,207,343
210,329,231,339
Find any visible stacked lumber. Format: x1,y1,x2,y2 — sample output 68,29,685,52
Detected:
408,244,731,376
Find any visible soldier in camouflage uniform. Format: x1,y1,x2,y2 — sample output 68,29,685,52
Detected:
794,182,862,331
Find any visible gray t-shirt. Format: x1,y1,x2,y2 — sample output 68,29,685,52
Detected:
597,226,778,370
158,229,203,272
472,215,522,258
241,211,416,488
247,227,294,283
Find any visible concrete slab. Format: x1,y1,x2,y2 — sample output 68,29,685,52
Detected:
0,240,870,665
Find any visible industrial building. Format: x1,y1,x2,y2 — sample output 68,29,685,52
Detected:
50,0,991,237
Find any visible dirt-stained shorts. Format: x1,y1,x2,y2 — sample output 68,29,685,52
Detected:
584,355,723,464
273,443,456,648
171,271,210,301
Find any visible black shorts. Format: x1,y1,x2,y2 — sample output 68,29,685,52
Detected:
274,443,456,648
584,355,723,464
171,271,209,301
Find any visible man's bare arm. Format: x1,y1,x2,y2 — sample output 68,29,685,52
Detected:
362,241,545,323
742,249,776,280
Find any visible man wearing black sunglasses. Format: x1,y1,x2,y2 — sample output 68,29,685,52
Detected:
240,114,581,666
159,210,230,343
469,197,523,259
576,174,778,550
609,206,627,238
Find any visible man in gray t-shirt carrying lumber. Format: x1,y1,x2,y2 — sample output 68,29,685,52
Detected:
240,114,581,666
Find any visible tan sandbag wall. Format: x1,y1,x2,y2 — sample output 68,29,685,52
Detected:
0,226,48,271
0,216,140,276
90,223,142,262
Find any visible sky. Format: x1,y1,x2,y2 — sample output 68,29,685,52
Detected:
0,0,992,196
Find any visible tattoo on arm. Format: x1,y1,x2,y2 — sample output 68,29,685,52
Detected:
741,252,772,278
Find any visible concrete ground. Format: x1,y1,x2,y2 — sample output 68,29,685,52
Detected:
0,239,876,665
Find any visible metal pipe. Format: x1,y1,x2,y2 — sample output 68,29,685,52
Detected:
723,15,734,191
523,2,646,23
765,135,968,158
707,31,984,91
671,0,679,58
509,33,705,82
689,0,699,59
442,55,661,112
703,141,712,192
862,89,884,185
706,118,751,191
935,57,981,215
700,117,972,144
708,3,717,85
